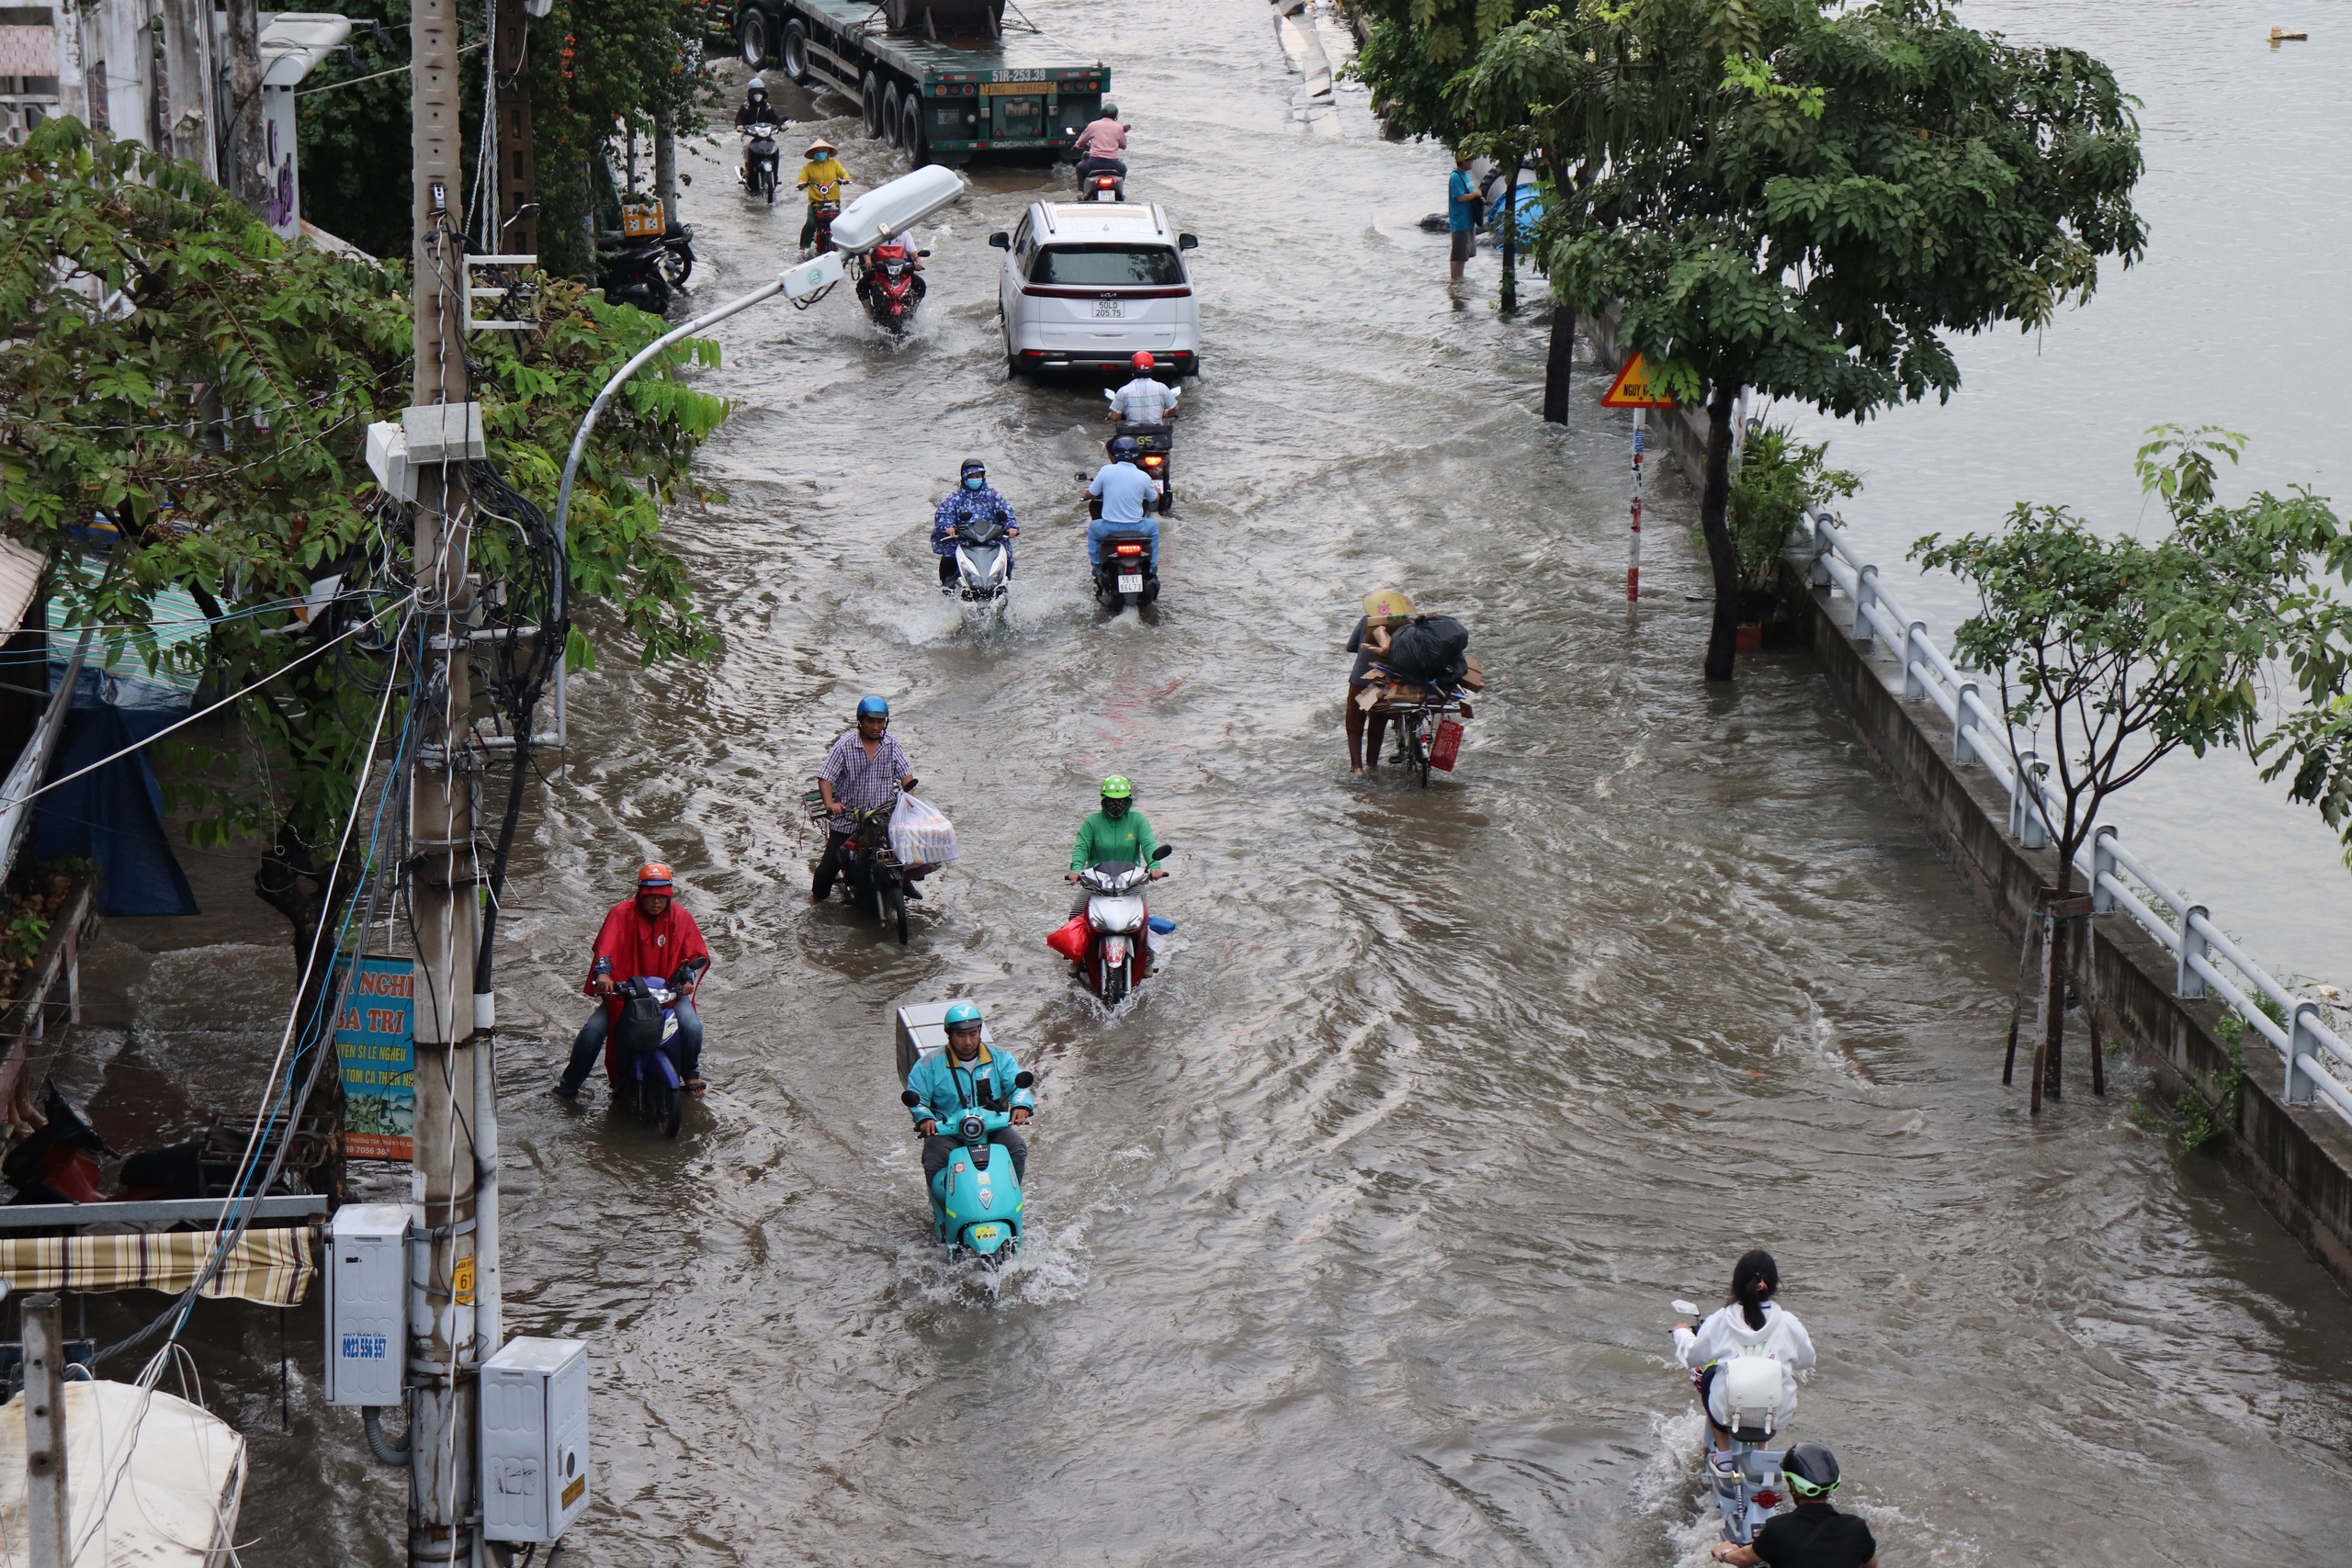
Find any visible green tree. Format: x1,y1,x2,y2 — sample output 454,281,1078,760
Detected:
0,121,727,972
1475,0,2144,680
1351,0,1544,143
1913,426,2346,1100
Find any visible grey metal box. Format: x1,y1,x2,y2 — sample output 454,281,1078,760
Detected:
481,1337,591,1543
323,1203,407,1407
894,1001,993,1083
401,400,486,465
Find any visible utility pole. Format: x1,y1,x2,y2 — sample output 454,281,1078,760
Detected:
23,1293,67,1568
654,107,678,232
222,0,265,209
406,0,489,1562
51,0,86,130
492,0,537,255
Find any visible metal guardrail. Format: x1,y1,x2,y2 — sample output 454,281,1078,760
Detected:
1800,507,2352,1133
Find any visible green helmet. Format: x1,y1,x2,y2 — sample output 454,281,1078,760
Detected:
1099,101,1118,120
944,1001,982,1029
1099,775,1133,799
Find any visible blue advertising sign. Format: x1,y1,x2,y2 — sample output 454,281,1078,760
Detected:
334,955,415,1161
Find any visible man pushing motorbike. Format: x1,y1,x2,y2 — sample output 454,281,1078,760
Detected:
906,1001,1034,1182
932,457,1020,591
554,863,710,1100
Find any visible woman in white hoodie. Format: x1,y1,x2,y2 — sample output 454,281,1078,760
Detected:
1671,1249,1817,1450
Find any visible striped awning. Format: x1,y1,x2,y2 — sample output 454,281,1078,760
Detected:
0,1226,315,1306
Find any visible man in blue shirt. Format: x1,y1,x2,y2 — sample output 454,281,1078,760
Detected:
1086,434,1161,576
1447,152,1478,280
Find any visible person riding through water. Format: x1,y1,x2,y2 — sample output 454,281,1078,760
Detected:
736,74,781,185
1106,351,1180,427
933,457,1020,591
1086,435,1161,578
1071,99,1128,183
1066,774,1165,914
1707,1443,1877,1568
554,863,711,1100
797,137,849,252
812,696,926,902
906,1001,1035,1184
1671,1249,1818,1457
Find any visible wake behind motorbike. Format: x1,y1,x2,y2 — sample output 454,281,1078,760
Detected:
855,239,929,332
899,1086,1034,1266
951,511,1012,626
1671,1297,1791,1547
610,963,705,1138
1059,844,1173,1005
741,122,783,204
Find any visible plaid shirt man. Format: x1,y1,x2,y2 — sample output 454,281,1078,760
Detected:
820,728,911,833
1109,376,1179,424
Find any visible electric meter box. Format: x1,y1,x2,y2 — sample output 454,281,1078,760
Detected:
323,1203,407,1407
481,1337,591,1543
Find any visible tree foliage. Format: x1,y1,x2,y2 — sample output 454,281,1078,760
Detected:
1452,0,2145,680
1351,0,1548,143
296,0,718,276
1724,422,1857,591
1912,425,2345,897
0,121,727,935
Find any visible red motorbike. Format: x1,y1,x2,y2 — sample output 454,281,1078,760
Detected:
855,239,928,332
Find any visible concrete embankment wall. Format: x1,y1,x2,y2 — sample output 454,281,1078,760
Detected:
1577,310,2352,1295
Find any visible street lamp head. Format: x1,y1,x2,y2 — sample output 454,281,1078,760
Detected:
827,164,967,256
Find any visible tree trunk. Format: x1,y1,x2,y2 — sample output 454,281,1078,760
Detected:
2040,859,2076,1103
1699,382,1741,682
222,0,267,213
1498,164,1518,315
1542,304,1575,423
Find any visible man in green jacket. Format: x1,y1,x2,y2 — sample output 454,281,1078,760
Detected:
1065,774,1165,912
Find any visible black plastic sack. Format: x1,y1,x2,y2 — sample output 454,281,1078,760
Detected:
1386,615,1470,688
616,986,668,1054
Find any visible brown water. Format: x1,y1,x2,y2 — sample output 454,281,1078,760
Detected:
84,0,2352,1561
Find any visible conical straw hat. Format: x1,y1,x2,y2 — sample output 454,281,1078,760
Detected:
1362,588,1417,623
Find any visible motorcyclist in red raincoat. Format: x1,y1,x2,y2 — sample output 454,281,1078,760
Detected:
553,863,712,1100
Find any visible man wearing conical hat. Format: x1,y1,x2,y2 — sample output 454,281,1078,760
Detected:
1344,588,1416,774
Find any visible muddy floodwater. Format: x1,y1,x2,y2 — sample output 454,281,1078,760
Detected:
74,0,2352,1562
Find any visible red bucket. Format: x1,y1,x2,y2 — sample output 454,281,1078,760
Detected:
1046,914,1091,961
1429,717,1464,772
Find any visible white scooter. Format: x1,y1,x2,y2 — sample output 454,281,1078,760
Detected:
952,510,1012,627
1672,1297,1791,1547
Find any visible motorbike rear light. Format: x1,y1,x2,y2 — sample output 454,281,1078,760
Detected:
1114,543,1144,556
1141,456,1164,467
1752,1490,1783,1510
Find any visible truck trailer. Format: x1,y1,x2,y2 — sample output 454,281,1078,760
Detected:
730,0,1109,165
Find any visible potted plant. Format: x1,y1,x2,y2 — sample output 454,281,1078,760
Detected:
1725,422,1860,649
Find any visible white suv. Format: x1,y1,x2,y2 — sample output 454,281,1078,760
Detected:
990,202,1201,378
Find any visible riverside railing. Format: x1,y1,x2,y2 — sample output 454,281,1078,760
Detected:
1798,507,2352,1133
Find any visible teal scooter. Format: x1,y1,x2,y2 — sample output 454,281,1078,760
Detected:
901,1077,1033,1265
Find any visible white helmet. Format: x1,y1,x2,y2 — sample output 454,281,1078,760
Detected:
747,74,767,94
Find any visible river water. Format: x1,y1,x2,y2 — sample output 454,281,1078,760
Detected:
155,0,2352,1561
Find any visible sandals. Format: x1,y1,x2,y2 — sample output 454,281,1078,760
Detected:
686,1078,707,1097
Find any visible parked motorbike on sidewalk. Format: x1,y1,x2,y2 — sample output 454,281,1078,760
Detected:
855,238,929,331
951,511,1012,626
899,1082,1035,1266
1670,1296,1791,1548
741,122,783,204
612,966,703,1138
1051,844,1173,1005
598,225,694,313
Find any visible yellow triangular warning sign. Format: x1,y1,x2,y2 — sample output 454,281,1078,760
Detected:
1600,353,1676,409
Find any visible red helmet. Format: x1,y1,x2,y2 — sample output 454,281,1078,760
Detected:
636,863,674,892
1131,351,1155,372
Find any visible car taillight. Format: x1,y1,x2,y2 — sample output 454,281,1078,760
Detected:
1114,544,1144,556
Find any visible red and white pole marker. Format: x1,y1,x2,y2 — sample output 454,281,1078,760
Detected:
1599,354,1673,604
1628,407,1646,603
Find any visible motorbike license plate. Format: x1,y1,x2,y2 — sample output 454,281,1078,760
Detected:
1093,299,1125,319
1117,573,1144,593
970,1225,1002,1240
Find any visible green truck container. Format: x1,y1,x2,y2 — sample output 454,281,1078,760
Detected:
728,0,1109,165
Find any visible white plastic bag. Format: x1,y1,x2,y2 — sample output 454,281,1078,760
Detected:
888,794,959,865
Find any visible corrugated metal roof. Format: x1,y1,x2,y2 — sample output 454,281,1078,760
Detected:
0,537,42,637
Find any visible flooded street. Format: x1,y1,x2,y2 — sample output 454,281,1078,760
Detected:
151,0,2352,1560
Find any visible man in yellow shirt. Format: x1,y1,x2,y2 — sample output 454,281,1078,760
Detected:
798,137,850,252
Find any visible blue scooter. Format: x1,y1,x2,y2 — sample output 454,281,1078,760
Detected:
900,1077,1032,1265
610,962,701,1138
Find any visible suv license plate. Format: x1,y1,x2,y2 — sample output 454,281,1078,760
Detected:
1117,573,1143,593
1093,299,1124,318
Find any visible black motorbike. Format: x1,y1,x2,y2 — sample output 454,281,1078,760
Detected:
599,224,695,313
1125,423,1174,513
1093,529,1160,612
839,788,917,944
1076,155,1127,202
742,123,783,205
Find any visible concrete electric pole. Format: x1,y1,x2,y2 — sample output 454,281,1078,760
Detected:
405,0,491,1562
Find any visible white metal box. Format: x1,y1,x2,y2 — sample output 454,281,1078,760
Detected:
480,1337,591,1543
401,400,487,465
323,1203,406,1407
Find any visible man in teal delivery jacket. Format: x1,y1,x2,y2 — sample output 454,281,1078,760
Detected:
907,1001,1035,1182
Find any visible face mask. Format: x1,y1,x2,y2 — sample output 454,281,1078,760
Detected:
965,476,984,490
1103,798,1128,819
